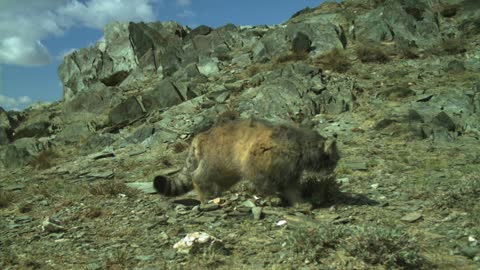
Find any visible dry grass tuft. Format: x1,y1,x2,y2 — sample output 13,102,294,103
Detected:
314,48,351,73
441,37,466,55
0,190,15,208
356,44,390,63
30,149,60,170
274,51,309,64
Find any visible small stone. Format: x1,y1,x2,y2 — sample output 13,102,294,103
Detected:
134,255,154,262
401,212,423,223
173,232,223,254
345,161,368,171
42,217,65,233
126,182,156,194
370,183,380,189
276,220,287,226
241,200,256,208
252,207,263,221
460,246,480,259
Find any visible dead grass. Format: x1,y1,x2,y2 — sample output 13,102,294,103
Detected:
441,37,467,55
88,181,138,197
345,226,427,269
0,190,15,208
84,205,104,219
171,141,189,153
355,44,390,63
314,48,351,73
274,51,309,64
106,248,130,270
30,149,60,170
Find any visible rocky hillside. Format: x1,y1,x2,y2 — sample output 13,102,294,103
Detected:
1,0,480,269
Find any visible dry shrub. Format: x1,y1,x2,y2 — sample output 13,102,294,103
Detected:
0,190,15,208
84,206,103,219
275,51,309,64
398,48,419,59
30,149,59,170
314,48,351,73
171,141,189,153
245,65,261,77
441,37,466,55
356,44,390,63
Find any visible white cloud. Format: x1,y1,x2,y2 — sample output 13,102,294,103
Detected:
0,94,33,110
178,10,195,18
176,0,192,7
0,0,158,66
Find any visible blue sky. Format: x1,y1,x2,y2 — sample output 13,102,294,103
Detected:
0,0,324,110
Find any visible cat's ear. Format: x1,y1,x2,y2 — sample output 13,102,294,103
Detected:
324,139,339,158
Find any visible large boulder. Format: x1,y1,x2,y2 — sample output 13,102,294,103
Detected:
353,0,441,47
58,46,104,101
0,138,47,169
58,21,189,100
0,107,12,145
108,96,145,126
142,79,185,111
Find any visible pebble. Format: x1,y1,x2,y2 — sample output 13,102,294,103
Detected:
400,212,423,223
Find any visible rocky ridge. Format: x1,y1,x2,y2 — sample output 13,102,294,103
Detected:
1,0,480,269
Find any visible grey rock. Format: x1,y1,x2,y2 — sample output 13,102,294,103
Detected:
401,212,423,223
41,217,65,233
292,32,312,53
108,96,145,126
252,206,263,221
232,53,252,66
188,25,213,38
142,80,184,112
0,127,11,145
460,246,480,259
344,161,368,171
466,47,480,71
252,41,269,62
14,121,51,139
58,46,104,100
63,84,122,116
126,182,157,194
197,57,220,76
127,125,156,144
56,122,94,144
241,200,257,208
0,138,46,168
354,1,440,48
432,111,456,132
380,86,416,100
162,249,177,260
446,60,466,73
83,134,116,153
